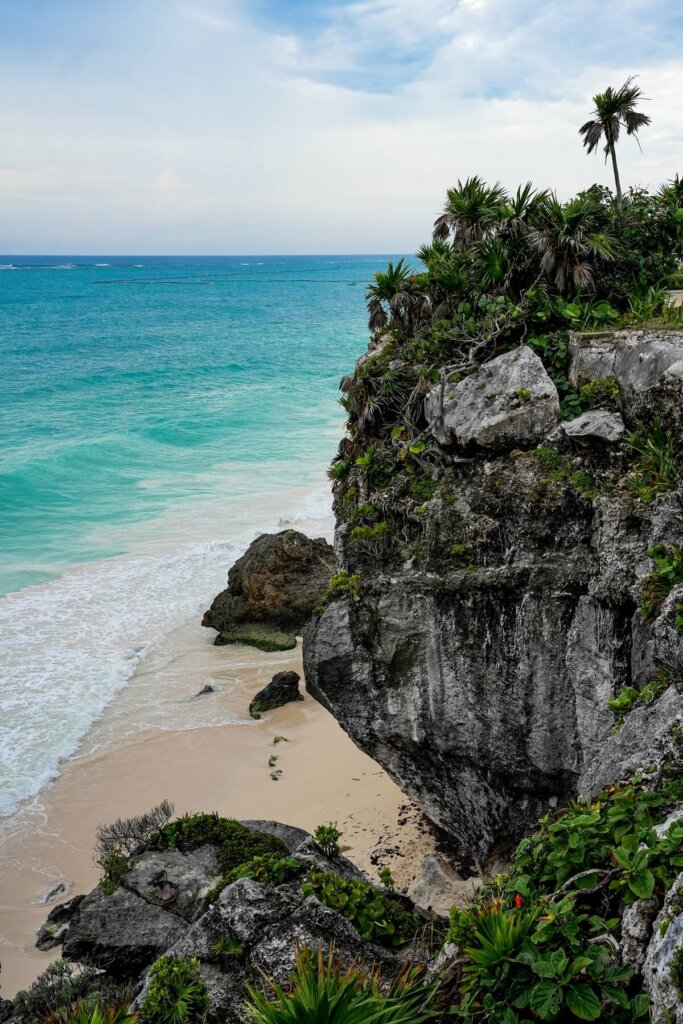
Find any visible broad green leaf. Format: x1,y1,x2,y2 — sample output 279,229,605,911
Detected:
530,982,562,1020
629,869,655,900
603,984,630,1009
565,983,602,1020
631,992,650,1017
533,960,558,978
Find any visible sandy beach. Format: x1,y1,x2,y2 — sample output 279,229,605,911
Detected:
0,639,434,998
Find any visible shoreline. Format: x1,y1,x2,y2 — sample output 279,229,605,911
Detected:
0,642,435,998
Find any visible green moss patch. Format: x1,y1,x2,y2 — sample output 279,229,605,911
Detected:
216,625,297,652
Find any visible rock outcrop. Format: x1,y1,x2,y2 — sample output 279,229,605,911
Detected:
249,671,303,718
203,531,335,651
305,332,683,860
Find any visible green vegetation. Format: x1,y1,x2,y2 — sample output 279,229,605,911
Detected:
349,521,390,552
534,448,598,499
379,865,396,892
157,813,287,876
12,962,109,1023
140,956,209,1024
579,77,650,212
95,800,175,894
224,854,304,887
45,1004,137,1024
608,670,670,728
671,946,683,996
210,935,243,963
578,376,619,409
314,822,342,858
217,625,297,652
319,571,362,610
625,420,679,503
641,545,683,621
409,476,438,501
446,777,683,1021
514,387,532,403
244,946,436,1024
302,871,422,949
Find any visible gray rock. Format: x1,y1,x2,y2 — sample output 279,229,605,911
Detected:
562,409,625,442
62,884,188,976
621,897,660,971
407,856,479,916
249,671,303,718
643,873,683,1023
124,846,222,922
425,346,560,449
238,820,311,853
35,893,85,951
569,329,683,421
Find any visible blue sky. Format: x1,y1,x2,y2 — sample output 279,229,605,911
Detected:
0,0,681,253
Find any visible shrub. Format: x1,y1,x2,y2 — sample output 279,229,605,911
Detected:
641,545,683,621
140,957,209,1024
352,503,377,524
625,420,678,503
12,962,101,1022
314,822,342,858
350,521,389,550
209,935,243,964
445,778,683,1021
225,854,304,887
44,1005,138,1024
303,872,421,948
579,376,619,409
244,945,436,1024
157,814,287,876
95,800,174,893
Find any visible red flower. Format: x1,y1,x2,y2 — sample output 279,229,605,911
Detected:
514,893,523,909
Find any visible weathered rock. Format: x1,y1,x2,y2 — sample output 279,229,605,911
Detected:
62,884,188,977
425,346,560,449
562,409,625,442
35,893,85,951
305,427,683,857
249,671,303,718
643,872,683,1023
202,531,335,650
193,684,215,697
407,855,479,915
124,846,222,922
569,328,683,423
621,897,660,971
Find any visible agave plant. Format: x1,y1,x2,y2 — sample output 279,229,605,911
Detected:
528,195,618,295
432,176,508,247
244,945,436,1024
463,905,539,968
44,1005,138,1024
579,77,651,211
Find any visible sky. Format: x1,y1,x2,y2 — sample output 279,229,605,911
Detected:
0,0,681,254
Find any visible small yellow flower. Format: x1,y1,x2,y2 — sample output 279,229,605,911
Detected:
540,914,556,921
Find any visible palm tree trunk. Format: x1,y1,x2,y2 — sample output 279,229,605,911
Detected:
608,135,622,212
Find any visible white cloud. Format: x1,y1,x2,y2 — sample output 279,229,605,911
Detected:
0,0,680,252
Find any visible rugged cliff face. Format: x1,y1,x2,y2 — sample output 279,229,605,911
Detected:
304,330,683,860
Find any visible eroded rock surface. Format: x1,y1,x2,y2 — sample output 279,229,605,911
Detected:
249,671,303,718
203,530,335,650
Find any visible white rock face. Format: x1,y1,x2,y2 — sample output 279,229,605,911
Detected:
569,329,683,417
643,873,683,1023
425,346,560,449
407,855,481,915
563,409,625,442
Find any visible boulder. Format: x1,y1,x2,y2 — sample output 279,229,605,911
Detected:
407,855,479,915
249,671,303,718
568,329,683,422
562,409,625,442
62,885,188,977
425,346,560,449
202,531,335,650
124,846,222,922
35,893,85,951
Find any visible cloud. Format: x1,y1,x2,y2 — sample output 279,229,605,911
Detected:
0,0,680,252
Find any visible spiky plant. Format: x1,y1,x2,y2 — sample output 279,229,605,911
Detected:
579,77,651,211
433,176,508,247
528,194,618,294
244,945,436,1024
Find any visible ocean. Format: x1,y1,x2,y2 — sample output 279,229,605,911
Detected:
0,255,388,817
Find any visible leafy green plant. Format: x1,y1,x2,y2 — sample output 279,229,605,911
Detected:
349,521,389,552
314,822,342,858
319,572,362,609
303,872,421,949
625,420,678,503
12,961,102,1023
140,957,209,1024
641,545,683,620
409,477,438,501
224,853,304,887
578,376,619,409
44,1004,138,1024
244,945,436,1024
379,866,395,892
670,947,683,995
157,814,287,876
514,387,532,403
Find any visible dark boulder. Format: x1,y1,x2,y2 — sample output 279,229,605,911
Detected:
249,671,303,718
35,893,85,951
202,531,334,650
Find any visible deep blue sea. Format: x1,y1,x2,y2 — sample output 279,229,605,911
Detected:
0,254,390,814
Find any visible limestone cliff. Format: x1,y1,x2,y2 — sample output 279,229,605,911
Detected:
304,329,683,860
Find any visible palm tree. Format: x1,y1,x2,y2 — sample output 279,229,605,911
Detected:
529,194,618,295
433,177,508,246
579,77,651,212
364,258,427,334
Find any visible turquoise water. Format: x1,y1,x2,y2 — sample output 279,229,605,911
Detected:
0,255,386,596
0,255,390,814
